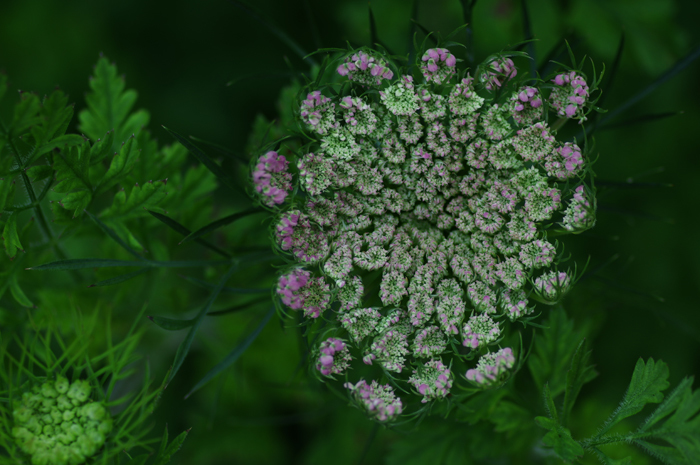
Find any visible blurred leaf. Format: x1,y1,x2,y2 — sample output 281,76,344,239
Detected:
228,0,316,66
79,55,150,146
11,91,41,135
9,274,33,308
147,210,231,258
387,424,467,465
490,400,531,433
148,315,194,331
0,73,7,104
0,170,16,211
124,455,149,465
596,358,670,437
185,306,274,398
162,126,239,192
591,43,700,133
180,207,263,244
26,164,53,182
165,263,238,387
188,136,248,164
528,307,583,397
88,268,150,288
53,143,93,218
178,274,268,294
84,209,143,259
27,258,230,271
2,211,23,258
562,339,597,426
535,416,584,462
152,426,189,465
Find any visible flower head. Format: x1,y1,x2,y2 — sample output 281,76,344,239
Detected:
466,347,516,388
408,359,453,403
263,45,598,413
11,376,113,465
345,379,403,422
337,50,394,86
315,338,352,377
420,48,457,85
252,151,292,207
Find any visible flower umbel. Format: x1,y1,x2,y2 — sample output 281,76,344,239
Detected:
261,43,598,420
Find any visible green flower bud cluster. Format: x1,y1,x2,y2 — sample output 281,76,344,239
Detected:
12,376,113,465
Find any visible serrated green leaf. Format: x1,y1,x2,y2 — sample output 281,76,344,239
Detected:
53,143,93,217
3,211,23,258
528,308,583,397
26,165,53,182
31,133,86,163
90,130,116,165
562,339,597,426
536,416,585,462
101,179,168,221
30,90,73,147
185,306,274,398
633,377,700,463
597,358,670,437
156,425,169,458
79,56,147,146
639,377,694,432
12,92,41,135
98,135,140,193
153,428,189,465
543,383,559,423
165,263,238,387
634,440,687,465
490,400,531,433
59,191,92,218
0,177,16,212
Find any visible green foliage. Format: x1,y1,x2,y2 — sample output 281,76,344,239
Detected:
529,307,589,397
596,358,670,437
79,56,150,148
535,415,585,462
536,355,699,464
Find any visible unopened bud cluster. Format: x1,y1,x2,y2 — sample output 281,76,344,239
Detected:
12,376,112,465
252,47,597,421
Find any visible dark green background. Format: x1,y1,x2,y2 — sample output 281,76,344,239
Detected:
1,0,699,463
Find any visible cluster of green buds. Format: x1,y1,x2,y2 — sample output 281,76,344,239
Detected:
11,376,112,465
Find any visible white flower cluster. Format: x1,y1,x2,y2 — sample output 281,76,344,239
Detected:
256,47,597,421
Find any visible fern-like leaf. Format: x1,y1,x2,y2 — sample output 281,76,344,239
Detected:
597,358,670,437
634,377,700,463
78,55,150,147
52,143,93,218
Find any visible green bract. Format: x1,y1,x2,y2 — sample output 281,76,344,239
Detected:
12,376,112,465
